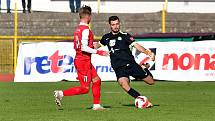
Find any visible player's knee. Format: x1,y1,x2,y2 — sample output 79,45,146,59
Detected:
92,76,101,86
93,78,101,86
118,79,124,86
144,76,155,85
81,87,90,94
148,80,155,85
118,79,130,91
147,78,155,85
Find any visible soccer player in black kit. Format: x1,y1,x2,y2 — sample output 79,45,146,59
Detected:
98,16,155,108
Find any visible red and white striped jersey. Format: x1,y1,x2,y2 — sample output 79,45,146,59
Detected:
74,22,94,60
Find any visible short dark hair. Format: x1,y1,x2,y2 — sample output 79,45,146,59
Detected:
108,16,120,24
79,5,92,19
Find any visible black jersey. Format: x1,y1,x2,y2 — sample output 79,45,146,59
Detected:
100,31,136,69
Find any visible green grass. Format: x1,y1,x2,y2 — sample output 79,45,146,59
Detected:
0,81,215,121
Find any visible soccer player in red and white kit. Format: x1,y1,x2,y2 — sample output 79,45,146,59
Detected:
54,5,109,110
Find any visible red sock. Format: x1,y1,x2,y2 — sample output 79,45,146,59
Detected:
92,79,101,104
63,86,89,96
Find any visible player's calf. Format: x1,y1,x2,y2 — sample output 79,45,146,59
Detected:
53,90,63,108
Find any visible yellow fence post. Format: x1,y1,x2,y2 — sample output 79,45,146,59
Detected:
165,0,168,8
162,0,168,33
14,2,18,73
97,0,100,14
162,4,166,33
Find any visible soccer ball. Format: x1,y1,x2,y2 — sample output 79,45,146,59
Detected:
135,96,149,109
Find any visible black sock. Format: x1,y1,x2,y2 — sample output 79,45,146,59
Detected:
144,68,153,78
127,88,141,98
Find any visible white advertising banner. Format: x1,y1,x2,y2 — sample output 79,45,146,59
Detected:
135,41,215,81
15,41,215,82
15,42,114,82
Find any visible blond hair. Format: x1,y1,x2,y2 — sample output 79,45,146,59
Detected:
79,5,92,19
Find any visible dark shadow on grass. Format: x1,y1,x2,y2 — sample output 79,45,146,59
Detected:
122,104,135,107
86,106,112,110
153,104,160,107
61,79,71,82
57,107,64,110
58,108,64,110
122,104,160,107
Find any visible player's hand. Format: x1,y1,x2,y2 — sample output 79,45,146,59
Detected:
96,50,109,56
93,42,101,49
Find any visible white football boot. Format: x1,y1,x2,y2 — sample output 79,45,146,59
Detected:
92,104,105,110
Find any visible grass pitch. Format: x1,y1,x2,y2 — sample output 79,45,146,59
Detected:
0,81,215,121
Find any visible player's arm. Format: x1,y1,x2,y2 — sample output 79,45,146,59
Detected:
93,41,102,49
81,29,109,56
126,33,155,61
93,34,108,49
132,42,155,61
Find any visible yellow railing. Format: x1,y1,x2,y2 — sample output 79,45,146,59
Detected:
14,2,18,72
162,0,168,33
0,36,101,40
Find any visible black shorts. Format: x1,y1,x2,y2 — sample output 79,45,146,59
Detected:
114,63,152,81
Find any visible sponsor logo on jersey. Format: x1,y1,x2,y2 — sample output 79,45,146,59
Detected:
118,36,122,40
109,39,116,47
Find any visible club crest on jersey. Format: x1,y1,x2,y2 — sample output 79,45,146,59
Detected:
109,39,116,47
118,37,122,40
